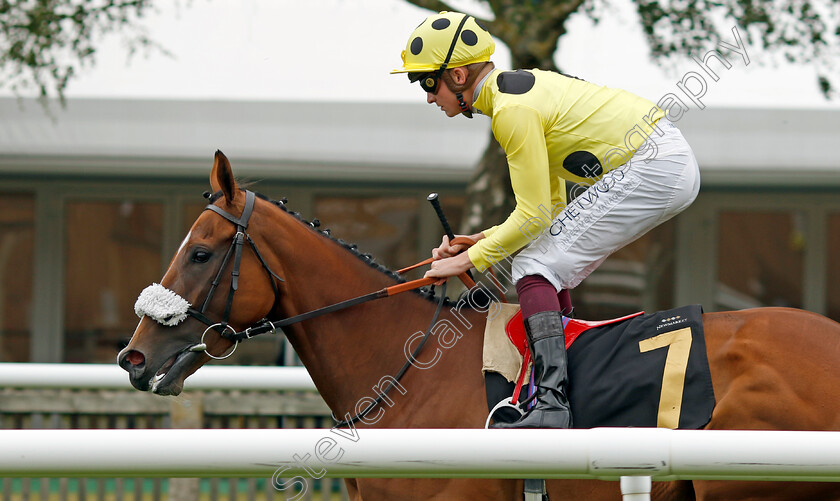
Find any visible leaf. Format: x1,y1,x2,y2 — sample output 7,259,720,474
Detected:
0,0,170,111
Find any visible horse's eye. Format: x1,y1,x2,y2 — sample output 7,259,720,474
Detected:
191,249,211,263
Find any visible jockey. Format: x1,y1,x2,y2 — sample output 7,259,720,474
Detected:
393,11,701,429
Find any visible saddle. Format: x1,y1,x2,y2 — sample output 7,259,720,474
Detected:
484,303,715,430
504,309,644,405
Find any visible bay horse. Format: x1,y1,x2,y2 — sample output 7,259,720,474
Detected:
119,151,840,500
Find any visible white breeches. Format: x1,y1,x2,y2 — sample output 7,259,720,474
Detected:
511,119,701,291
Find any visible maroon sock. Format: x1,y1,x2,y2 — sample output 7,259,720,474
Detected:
558,289,573,316
516,275,562,319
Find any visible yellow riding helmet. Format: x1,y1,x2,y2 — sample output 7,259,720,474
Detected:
391,11,495,75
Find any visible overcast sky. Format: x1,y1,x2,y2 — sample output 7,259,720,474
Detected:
3,0,838,109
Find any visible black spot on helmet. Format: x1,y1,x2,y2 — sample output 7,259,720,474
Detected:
461,30,478,46
393,12,497,75
410,37,423,56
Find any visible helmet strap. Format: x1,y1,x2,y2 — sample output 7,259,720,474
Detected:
431,13,470,91
456,92,473,118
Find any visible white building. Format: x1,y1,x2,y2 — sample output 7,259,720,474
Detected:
1,97,838,363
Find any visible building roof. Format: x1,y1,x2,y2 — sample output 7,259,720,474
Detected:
676,107,840,187
0,98,488,183
0,97,837,186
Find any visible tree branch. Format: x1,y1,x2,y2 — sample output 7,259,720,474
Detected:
633,0,839,97
0,0,162,107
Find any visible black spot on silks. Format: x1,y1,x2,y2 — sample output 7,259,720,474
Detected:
431,18,451,30
496,70,536,95
410,37,423,55
461,30,478,46
563,151,603,178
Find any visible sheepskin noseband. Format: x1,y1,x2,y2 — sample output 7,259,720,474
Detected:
134,283,191,326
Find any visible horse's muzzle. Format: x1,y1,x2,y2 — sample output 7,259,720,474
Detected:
118,348,146,384
118,345,198,395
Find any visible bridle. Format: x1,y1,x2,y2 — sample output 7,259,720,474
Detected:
162,189,453,426
178,190,284,358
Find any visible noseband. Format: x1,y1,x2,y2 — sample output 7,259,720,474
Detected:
134,190,285,359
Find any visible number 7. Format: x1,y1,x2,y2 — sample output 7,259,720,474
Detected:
638,327,693,429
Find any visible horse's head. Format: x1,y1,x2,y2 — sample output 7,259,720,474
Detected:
118,151,281,395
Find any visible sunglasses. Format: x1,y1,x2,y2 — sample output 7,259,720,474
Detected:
409,71,443,94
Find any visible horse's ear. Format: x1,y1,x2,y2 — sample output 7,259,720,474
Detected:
210,150,238,204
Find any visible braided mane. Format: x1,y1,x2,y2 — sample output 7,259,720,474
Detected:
205,190,445,304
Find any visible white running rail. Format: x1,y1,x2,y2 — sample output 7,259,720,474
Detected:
0,362,317,391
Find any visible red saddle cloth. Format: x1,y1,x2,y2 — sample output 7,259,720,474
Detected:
504,309,644,404
505,309,644,354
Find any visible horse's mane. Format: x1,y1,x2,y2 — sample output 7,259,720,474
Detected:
206,190,446,305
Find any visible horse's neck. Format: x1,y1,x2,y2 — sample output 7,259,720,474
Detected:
271,228,464,417
295,293,451,419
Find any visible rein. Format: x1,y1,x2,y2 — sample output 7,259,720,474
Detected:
229,239,479,342
179,190,474,426
333,281,447,428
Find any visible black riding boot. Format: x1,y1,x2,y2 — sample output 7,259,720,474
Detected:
492,310,572,429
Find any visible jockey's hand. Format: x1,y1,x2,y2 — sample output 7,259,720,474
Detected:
424,251,475,286
431,234,465,259
430,232,485,259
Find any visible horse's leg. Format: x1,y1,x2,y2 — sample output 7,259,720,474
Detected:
344,478,361,500
546,479,626,500
695,481,840,501
354,478,519,500
544,479,695,500
693,309,840,500
651,480,696,500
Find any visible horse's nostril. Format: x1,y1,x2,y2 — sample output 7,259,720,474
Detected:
124,350,145,367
